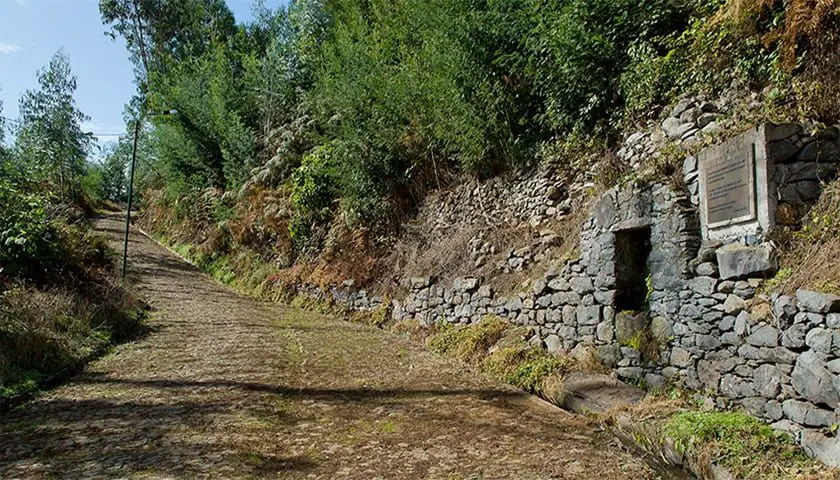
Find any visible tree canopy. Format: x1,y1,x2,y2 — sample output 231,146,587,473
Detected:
13,51,93,200
99,0,839,251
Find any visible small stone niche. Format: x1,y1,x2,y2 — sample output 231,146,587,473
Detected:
614,227,653,312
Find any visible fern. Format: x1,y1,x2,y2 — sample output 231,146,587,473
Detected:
718,0,840,70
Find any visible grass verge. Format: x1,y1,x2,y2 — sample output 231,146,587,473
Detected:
0,223,148,403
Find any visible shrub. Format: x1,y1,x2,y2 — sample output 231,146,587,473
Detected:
426,316,508,364
0,181,57,278
508,355,572,393
289,143,343,245
521,0,697,131
452,316,508,364
291,144,340,217
481,340,575,393
426,322,463,357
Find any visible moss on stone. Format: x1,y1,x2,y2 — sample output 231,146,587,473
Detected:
663,410,823,479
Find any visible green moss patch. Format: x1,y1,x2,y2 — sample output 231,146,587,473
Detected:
662,410,831,479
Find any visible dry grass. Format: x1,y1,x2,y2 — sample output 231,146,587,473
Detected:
773,179,840,295
716,0,840,70
609,391,688,421
227,184,294,262
794,16,840,123
141,166,593,303
379,189,593,298
486,198,592,295
481,224,554,294
594,151,631,191
0,255,145,396
388,318,431,344
308,216,391,288
388,223,483,279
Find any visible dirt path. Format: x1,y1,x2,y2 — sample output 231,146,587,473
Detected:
0,215,658,479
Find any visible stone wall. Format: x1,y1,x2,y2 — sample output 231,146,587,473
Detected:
298,122,840,466
407,169,579,246
391,167,582,279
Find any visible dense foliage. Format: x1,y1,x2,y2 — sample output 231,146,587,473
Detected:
1,52,88,277
0,181,52,277
0,53,147,397
101,0,840,256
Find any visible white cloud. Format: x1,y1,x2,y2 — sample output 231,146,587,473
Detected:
0,43,22,55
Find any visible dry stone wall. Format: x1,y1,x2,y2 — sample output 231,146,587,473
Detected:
298,121,840,467
409,170,576,238
398,168,581,276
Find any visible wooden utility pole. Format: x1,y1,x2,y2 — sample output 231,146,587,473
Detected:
121,109,177,280
121,119,140,280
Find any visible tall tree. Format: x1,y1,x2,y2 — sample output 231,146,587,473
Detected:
101,0,256,189
16,51,93,199
0,98,5,145
99,0,237,91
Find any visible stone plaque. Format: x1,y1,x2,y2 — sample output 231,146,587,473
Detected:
702,140,756,228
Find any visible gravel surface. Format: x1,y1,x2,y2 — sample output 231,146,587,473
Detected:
0,214,658,479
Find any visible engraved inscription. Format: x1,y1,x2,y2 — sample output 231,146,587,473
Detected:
703,141,756,226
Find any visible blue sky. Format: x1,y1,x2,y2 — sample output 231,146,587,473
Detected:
0,0,285,147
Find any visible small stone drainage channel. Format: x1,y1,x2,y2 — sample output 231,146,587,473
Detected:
552,373,693,479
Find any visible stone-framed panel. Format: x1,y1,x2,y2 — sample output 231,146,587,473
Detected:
698,126,777,242
702,139,756,228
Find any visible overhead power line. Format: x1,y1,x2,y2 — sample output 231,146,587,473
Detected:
1,117,128,137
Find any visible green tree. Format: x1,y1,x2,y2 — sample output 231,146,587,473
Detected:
99,0,724,252
95,141,130,202
0,98,5,145
15,51,93,201
99,0,237,82
101,0,259,190
0,98,7,167
521,0,695,132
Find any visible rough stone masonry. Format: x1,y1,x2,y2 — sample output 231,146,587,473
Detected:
299,121,840,467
